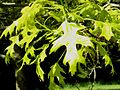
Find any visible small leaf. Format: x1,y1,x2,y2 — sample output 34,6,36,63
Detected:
19,33,36,50
97,43,106,56
9,36,19,44
5,43,15,58
36,59,44,81
100,23,114,41
103,54,111,66
49,11,62,22
49,63,65,85
103,54,114,74
39,44,49,62
49,77,60,90
28,46,35,57
1,23,16,38
5,53,10,64
78,48,86,65
22,54,31,65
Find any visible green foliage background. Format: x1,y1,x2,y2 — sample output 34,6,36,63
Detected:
1,0,120,89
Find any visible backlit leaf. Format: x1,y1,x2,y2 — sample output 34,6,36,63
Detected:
76,35,93,47
36,59,44,81
100,23,114,41
22,54,31,65
50,20,93,75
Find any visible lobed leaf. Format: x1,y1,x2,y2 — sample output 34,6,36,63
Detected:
49,63,65,88
36,59,44,81
103,54,114,73
100,23,114,41
50,20,93,75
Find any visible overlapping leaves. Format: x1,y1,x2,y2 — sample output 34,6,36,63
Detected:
1,0,120,90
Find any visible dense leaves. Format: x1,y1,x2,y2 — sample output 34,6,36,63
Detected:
1,0,120,89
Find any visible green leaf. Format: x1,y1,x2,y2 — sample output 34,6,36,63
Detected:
49,77,60,90
28,46,35,57
5,52,11,64
37,44,49,62
30,44,49,64
49,63,65,85
100,23,114,41
9,36,19,44
97,43,107,56
77,63,88,78
1,23,16,38
97,0,108,3
78,48,86,64
21,46,35,65
21,6,30,14
19,33,37,50
68,12,84,22
36,59,44,81
5,43,15,58
49,11,62,22
22,54,31,65
103,54,112,66
103,54,114,73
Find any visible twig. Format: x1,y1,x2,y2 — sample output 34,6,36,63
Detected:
88,68,96,90
103,0,111,8
110,3,120,7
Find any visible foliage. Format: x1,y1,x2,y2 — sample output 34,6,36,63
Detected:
1,0,120,89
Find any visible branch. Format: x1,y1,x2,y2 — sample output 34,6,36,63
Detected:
103,0,111,8
103,0,120,8
110,3,120,7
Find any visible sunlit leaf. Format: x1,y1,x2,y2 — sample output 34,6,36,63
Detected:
1,23,16,38
49,11,62,22
103,54,111,66
36,59,44,81
50,20,93,75
30,44,49,64
100,23,114,41
22,54,31,65
27,46,35,57
9,36,19,44
76,35,93,47
37,44,49,62
19,33,37,50
78,48,86,65
5,43,15,58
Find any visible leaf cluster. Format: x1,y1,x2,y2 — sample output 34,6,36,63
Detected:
1,0,120,89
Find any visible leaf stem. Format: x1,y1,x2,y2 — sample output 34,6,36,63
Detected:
35,20,51,31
